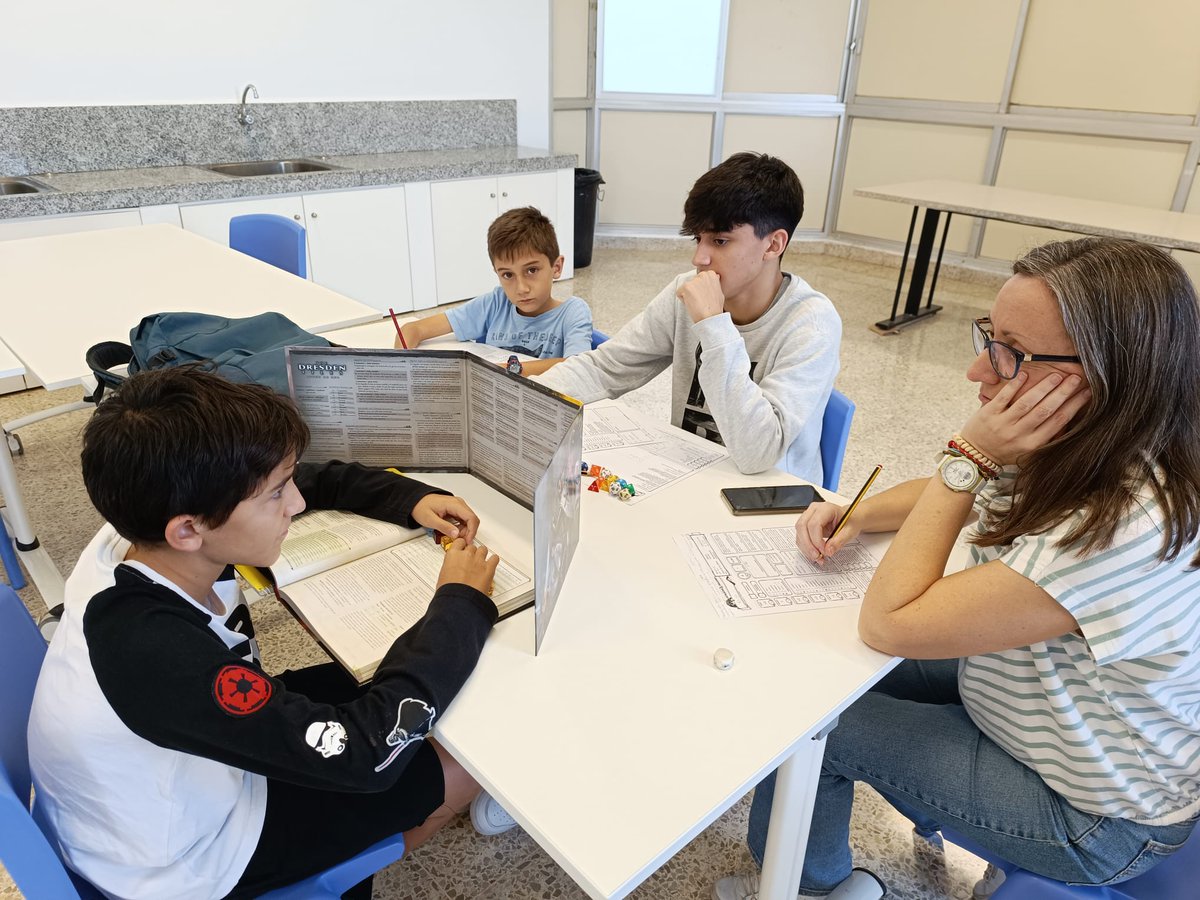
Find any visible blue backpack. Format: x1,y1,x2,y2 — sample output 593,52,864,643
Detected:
125,311,332,395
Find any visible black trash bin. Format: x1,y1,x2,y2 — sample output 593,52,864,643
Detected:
573,168,605,269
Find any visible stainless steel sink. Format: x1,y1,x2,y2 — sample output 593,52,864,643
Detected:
202,158,338,177
0,176,54,195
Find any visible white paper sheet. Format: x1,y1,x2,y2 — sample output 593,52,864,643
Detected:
674,526,881,619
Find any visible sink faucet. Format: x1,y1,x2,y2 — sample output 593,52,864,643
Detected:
237,84,259,127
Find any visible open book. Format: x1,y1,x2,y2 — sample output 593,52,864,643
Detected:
257,508,533,683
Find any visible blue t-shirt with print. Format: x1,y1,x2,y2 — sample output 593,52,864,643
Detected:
445,286,593,359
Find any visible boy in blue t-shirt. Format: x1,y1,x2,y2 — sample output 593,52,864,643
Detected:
396,206,592,376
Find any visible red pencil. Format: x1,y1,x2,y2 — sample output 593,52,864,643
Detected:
388,307,408,349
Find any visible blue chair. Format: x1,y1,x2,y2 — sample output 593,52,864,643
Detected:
819,389,855,493
0,585,102,898
0,514,25,589
0,583,405,899
591,328,609,349
229,213,308,278
942,826,1200,899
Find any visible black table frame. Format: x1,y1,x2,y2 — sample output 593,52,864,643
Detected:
874,205,953,333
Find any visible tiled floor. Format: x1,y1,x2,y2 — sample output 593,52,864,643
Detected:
1,241,1004,899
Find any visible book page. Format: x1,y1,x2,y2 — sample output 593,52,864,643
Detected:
287,348,470,469
280,533,532,682
271,509,424,587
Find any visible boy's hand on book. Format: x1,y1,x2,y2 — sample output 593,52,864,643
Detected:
412,494,480,544
677,270,726,323
437,539,501,596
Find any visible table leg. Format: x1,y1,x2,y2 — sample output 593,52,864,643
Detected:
874,207,944,332
758,732,830,900
0,434,65,606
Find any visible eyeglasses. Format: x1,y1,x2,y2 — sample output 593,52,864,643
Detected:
971,317,1082,380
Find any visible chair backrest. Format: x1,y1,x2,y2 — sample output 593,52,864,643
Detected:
591,328,609,350
0,514,26,590
0,586,99,898
229,214,308,278
819,389,855,493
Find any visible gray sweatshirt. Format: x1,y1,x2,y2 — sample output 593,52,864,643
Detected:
534,271,841,481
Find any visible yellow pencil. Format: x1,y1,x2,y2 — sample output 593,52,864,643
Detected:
826,464,883,548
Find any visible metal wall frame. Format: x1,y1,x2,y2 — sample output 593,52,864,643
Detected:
553,0,1200,252
834,0,1200,262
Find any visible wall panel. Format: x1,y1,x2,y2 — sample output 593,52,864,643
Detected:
598,111,713,226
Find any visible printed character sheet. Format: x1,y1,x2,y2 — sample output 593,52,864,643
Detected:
581,400,726,504
675,525,881,619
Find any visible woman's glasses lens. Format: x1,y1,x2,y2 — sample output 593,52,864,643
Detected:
972,319,1019,379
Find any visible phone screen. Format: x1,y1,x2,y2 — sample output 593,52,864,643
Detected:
720,484,823,515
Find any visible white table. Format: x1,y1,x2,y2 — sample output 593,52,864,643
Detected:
420,451,896,899
0,224,383,605
308,335,900,900
857,179,1200,331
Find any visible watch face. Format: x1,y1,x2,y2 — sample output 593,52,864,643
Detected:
505,356,521,375
942,457,979,490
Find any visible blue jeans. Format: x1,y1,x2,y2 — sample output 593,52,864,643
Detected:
748,659,1197,895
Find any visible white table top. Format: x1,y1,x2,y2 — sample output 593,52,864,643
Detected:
857,180,1200,252
417,433,896,899
0,224,383,390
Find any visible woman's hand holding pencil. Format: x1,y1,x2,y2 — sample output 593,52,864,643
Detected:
794,465,883,564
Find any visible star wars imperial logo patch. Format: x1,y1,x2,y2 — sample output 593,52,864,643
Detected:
213,664,273,716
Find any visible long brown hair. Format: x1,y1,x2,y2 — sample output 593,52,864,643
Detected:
973,237,1200,566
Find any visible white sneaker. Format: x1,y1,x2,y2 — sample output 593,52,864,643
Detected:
972,863,1006,899
712,869,884,900
469,790,517,835
712,873,759,900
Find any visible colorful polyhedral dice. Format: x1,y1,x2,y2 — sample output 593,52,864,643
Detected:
588,478,601,492
580,461,590,475
618,488,631,501
608,481,622,496
588,464,602,477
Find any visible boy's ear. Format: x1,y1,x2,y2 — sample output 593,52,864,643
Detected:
552,255,564,278
163,514,205,552
763,229,790,261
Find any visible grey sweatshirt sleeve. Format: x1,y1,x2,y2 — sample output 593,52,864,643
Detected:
532,280,680,401
692,295,841,475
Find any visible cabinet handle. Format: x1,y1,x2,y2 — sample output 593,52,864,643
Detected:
501,192,508,198
293,214,301,221
490,192,496,199
310,212,318,218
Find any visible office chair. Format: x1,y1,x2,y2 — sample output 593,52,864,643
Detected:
229,213,308,278
941,826,1200,899
0,513,25,589
819,389,855,493
0,584,406,899
591,328,609,349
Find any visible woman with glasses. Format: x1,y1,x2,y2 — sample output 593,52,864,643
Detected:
715,237,1200,900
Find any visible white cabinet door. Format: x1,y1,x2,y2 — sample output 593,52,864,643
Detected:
431,177,506,304
303,187,415,313
430,171,567,305
0,209,142,241
178,197,306,250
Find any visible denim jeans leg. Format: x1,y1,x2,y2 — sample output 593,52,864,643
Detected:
747,659,961,891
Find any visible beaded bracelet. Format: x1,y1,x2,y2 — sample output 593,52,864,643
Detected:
948,435,1000,480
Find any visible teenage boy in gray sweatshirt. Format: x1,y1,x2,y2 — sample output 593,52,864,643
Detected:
532,152,841,483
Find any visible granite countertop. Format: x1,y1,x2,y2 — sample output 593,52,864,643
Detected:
0,145,577,221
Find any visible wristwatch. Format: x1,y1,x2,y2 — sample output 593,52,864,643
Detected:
505,355,523,376
936,450,989,494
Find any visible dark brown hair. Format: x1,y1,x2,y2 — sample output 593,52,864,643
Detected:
487,206,560,264
974,237,1200,566
81,365,310,545
680,152,805,249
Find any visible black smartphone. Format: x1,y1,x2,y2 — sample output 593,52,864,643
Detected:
720,484,825,516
